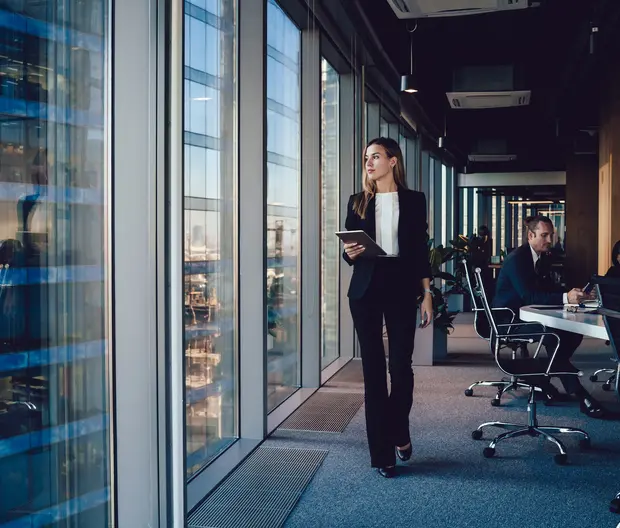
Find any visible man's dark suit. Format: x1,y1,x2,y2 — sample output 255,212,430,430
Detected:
493,243,564,312
493,243,583,396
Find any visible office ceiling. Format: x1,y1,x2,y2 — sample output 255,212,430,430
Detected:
356,0,620,173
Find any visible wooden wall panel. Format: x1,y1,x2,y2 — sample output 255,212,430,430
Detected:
599,65,620,274
565,155,599,286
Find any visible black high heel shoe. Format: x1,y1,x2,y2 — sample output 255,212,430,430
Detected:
377,466,396,478
396,443,412,462
580,396,605,419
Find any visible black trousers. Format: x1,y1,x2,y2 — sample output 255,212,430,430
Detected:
349,259,417,468
537,327,584,395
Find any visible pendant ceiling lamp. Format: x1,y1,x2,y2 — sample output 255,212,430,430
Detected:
401,22,418,93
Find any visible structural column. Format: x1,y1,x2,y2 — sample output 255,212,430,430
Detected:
565,154,598,285
301,27,321,387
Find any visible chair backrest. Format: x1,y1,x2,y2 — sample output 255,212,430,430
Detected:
462,259,492,340
461,258,482,311
473,267,500,338
596,276,620,360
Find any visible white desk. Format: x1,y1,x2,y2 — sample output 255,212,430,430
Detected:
520,305,609,341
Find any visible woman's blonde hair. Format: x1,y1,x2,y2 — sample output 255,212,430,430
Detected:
353,137,408,219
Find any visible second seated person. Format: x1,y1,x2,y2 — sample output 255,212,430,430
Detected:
606,239,620,278
493,215,605,418
342,137,433,478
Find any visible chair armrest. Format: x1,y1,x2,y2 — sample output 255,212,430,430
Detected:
490,306,516,323
491,306,515,316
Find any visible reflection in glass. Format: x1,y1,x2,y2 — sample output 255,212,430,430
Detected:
266,0,301,411
183,0,238,478
0,2,111,525
321,59,340,369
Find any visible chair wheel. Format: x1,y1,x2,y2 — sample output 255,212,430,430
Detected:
589,374,598,382
491,398,501,407
554,454,568,465
579,438,591,450
483,447,495,458
464,389,474,397
602,383,613,392
610,498,620,514
471,430,483,440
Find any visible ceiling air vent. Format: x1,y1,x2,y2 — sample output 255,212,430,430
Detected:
446,90,531,109
467,154,517,162
468,138,517,162
385,0,535,19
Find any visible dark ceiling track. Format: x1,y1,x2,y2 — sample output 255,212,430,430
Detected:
550,0,620,132
349,0,446,144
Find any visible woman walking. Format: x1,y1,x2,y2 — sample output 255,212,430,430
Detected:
342,137,433,478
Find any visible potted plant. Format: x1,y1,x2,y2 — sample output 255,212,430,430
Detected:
412,238,458,365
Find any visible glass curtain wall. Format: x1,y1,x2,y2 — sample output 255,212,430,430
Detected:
266,0,301,411
320,58,340,369
0,2,112,525
183,0,238,478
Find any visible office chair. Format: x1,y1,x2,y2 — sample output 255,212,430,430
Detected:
590,367,616,392
592,276,620,512
461,259,538,406
471,267,590,465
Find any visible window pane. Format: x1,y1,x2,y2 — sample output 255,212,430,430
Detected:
473,187,479,235
183,1,238,478
492,196,497,256
321,58,339,370
0,3,111,525
441,164,447,248
380,117,388,138
266,0,300,411
500,196,506,254
463,188,469,237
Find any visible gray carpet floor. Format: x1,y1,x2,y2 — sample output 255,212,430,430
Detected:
271,313,620,528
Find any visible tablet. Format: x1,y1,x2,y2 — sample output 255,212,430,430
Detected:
335,230,387,258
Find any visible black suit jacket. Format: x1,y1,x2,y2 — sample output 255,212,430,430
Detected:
342,189,431,300
493,242,564,312
606,265,620,279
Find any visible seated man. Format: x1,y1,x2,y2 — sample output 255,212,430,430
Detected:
606,240,620,278
493,215,604,418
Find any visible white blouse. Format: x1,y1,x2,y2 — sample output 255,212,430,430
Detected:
375,192,399,256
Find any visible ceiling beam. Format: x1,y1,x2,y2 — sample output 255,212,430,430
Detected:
458,171,566,187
